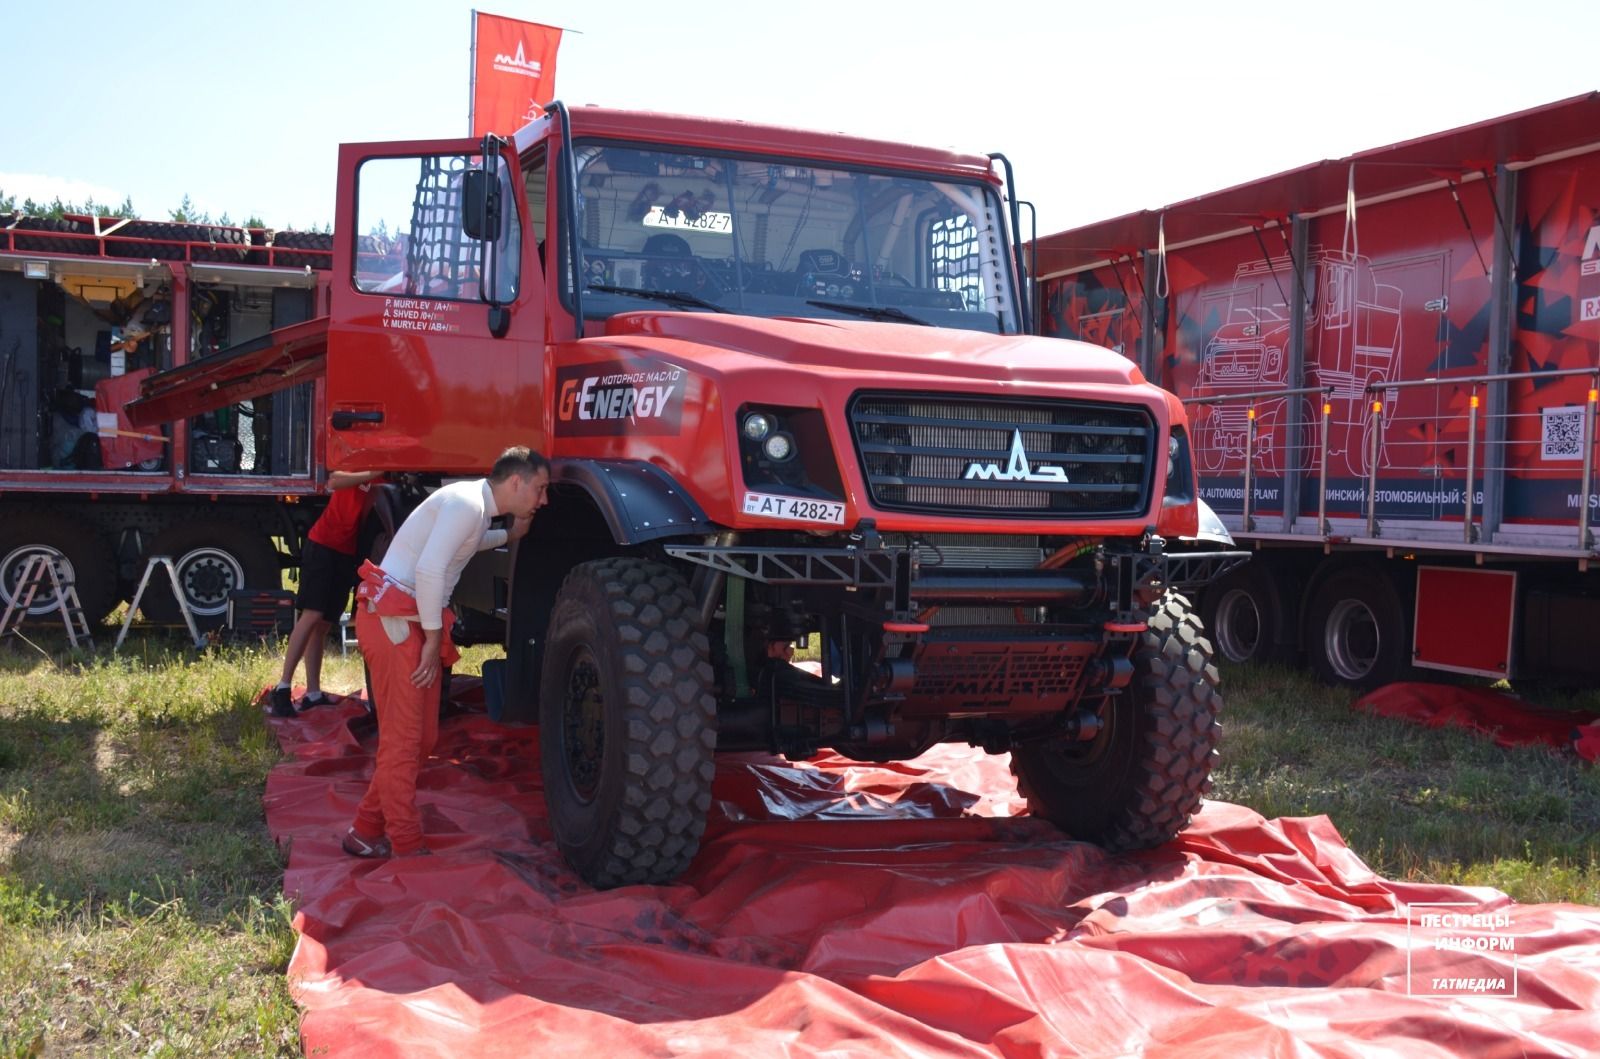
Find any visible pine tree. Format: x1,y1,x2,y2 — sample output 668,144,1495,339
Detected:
170,194,212,224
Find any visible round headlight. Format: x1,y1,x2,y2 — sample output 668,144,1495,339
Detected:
763,433,795,462
742,413,773,441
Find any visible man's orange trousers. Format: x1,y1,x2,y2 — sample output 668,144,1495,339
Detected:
350,606,440,854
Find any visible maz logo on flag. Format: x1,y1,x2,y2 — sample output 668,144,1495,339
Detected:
964,430,1069,483
493,41,542,78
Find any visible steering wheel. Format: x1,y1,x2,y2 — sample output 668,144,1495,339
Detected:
642,255,722,296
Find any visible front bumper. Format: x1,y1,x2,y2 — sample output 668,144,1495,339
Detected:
664,539,1250,607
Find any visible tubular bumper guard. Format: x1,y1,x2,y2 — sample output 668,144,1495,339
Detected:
663,542,1250,605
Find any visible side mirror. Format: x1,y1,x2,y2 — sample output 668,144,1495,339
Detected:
461,169,500,242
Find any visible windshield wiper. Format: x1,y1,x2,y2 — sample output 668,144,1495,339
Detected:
806,299,929,326
588,283,728,313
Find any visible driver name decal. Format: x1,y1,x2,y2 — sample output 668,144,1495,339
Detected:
555,361,686,437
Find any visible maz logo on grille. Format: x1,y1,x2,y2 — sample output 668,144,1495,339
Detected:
963,429,1068,483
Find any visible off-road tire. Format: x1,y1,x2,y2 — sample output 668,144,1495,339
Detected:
0,512,118,626
1011,591,1220,850
539,558,717,889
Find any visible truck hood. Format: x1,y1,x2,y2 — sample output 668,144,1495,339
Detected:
601,312,1146,388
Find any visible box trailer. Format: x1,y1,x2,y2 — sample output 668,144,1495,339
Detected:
1032,91,1600,687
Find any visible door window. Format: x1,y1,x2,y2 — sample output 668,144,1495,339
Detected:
353,153,522,302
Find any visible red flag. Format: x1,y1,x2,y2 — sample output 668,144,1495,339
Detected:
471,11,562,137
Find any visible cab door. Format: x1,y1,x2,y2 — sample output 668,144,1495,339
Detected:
327,136,545,473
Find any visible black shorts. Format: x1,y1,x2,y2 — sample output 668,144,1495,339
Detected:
296,539,360,618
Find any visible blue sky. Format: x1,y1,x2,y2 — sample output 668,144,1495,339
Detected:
1,0,1592,235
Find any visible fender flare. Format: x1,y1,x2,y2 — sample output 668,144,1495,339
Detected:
551,458,711,545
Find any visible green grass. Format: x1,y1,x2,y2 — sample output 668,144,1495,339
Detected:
1,628,1596,1053
0,627,492,1057
1211,662,1600,905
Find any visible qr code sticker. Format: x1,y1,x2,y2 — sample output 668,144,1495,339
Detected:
1542,405,1586,461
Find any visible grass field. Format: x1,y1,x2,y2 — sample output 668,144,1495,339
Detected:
1,629,1596,1056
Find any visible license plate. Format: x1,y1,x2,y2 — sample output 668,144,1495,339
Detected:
741,491,846,525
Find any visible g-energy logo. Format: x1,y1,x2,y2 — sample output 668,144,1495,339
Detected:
555,361,685,437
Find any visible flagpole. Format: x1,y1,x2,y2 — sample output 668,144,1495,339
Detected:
468,9,478,136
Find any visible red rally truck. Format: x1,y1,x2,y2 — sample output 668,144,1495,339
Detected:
131,104,1245,888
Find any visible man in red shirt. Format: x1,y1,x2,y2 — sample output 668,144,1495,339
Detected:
270,470,384,716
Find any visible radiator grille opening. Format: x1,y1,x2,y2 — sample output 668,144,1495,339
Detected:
851,393,1154,518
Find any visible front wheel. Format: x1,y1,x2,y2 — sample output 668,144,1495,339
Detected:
539,558,717,889
1011,592,1221,850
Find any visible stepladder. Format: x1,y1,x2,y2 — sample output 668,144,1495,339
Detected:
115,556,206,652
0,553,96,650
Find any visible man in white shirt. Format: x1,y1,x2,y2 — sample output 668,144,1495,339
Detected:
344,446,550,859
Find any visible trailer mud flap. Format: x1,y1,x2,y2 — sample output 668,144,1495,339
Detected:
1413,565,1515,678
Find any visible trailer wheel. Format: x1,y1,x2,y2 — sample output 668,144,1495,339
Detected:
1305,567,1409,688
1011,591,1220,851
142,521,280,630
1200,563,1294,665
539,558,717,889
0,514,117,626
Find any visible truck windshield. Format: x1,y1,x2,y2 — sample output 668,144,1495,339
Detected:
562,143,1020,334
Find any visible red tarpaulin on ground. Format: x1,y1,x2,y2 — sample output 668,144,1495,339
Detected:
1354,682,1600,762
263,692,1600,1058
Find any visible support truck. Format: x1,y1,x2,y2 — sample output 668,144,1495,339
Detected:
0,217,345,627
1034,91,1600,690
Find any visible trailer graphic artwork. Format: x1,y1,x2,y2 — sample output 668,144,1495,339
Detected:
1033,94,1600,689
1041,269,1140,358
1184,247,1452,490
1503,163,1600,522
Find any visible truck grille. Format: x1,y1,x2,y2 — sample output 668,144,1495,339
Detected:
850,393,1154,518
